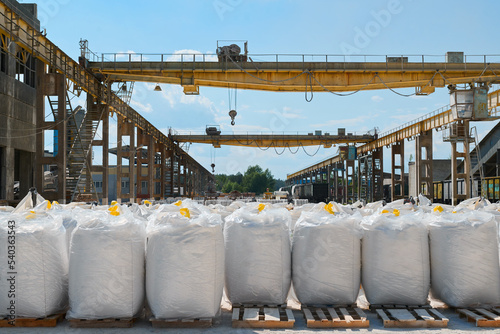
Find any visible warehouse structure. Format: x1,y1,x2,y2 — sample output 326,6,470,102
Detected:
1,0,500,205
0,0,213,205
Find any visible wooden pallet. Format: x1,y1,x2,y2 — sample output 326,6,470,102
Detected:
150,317,213,328
370,304,432,309
69,317,136,328
302,306,369,328
232,305,295,328
0,313,64,327
457,307,500,327
374,306,448,328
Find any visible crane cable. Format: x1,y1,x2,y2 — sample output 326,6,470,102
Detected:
226,54,493,101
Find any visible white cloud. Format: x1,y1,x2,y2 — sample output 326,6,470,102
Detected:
166,49,218,62
130,100,153,113
371,95,383,102
390,114,416,122
114,50,148,61
311,115,371,128
253,107,305,120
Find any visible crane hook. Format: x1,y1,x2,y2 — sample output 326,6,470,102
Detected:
229,109,237,126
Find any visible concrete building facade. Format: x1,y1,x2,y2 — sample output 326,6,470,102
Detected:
0,2,39,202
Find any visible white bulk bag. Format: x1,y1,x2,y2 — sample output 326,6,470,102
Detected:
67,208,145,319
429,211,500,307
293,211,362,305
361,211,430,305
224,207,291,305
0,213,68,317
146,212,224,319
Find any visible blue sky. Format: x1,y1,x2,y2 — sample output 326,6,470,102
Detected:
32,0,500,179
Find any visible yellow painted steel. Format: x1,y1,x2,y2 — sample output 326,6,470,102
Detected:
0,1,211,177
287,87,500,180
358,88,500,154
87,58,500,94
287,155,342,179
171,134,374,148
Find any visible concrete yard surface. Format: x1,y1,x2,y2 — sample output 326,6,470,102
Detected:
2,308,500,334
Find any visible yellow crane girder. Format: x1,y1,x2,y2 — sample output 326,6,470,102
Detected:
171,134,374,148
87,58,500,94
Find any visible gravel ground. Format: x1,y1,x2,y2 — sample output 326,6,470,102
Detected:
2,308,500,334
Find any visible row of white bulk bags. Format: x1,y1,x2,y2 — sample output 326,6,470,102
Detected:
361,211,430,305
429,210,500,307
146,211,224,319
0,213,68,318
67,207,145,319
292,211,362,305
224,207,291,305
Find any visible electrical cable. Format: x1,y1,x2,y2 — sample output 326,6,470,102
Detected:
228,54,497,101
301,144,322,156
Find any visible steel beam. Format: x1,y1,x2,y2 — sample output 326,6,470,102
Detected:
87,59,500,93
0,1,214,197
391,140,405,201
172,133,373,148
415,130,433,199
451,121,471,205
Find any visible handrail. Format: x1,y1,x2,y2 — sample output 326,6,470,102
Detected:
94,52,500,65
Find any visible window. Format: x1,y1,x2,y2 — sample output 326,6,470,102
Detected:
0,34,7,74
15,49,36,88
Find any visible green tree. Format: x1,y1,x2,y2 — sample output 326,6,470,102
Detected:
242,165,276,194
215,166,278,195
274,179,286,190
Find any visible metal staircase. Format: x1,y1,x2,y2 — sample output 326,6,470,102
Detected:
116,81,135,106
469,126,484,197
47,94,102,202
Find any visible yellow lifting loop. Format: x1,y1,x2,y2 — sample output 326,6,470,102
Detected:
324,203,335,215
433,205,444,213
258,203,266,213
180,208,191,219
174,200,183,207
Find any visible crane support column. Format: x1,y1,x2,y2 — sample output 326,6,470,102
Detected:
35,70,67,203
333,162,340,202
416,130,433,199
116,115,135,203
99,105,110,205
358,154,369,203
372,148,384,202
87,97,107,203
153,142,165,200
346,159,356,203
391,140,405,201
451,121,471,205
326,164,332,201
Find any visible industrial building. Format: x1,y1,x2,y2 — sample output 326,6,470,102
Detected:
1,0,500,206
